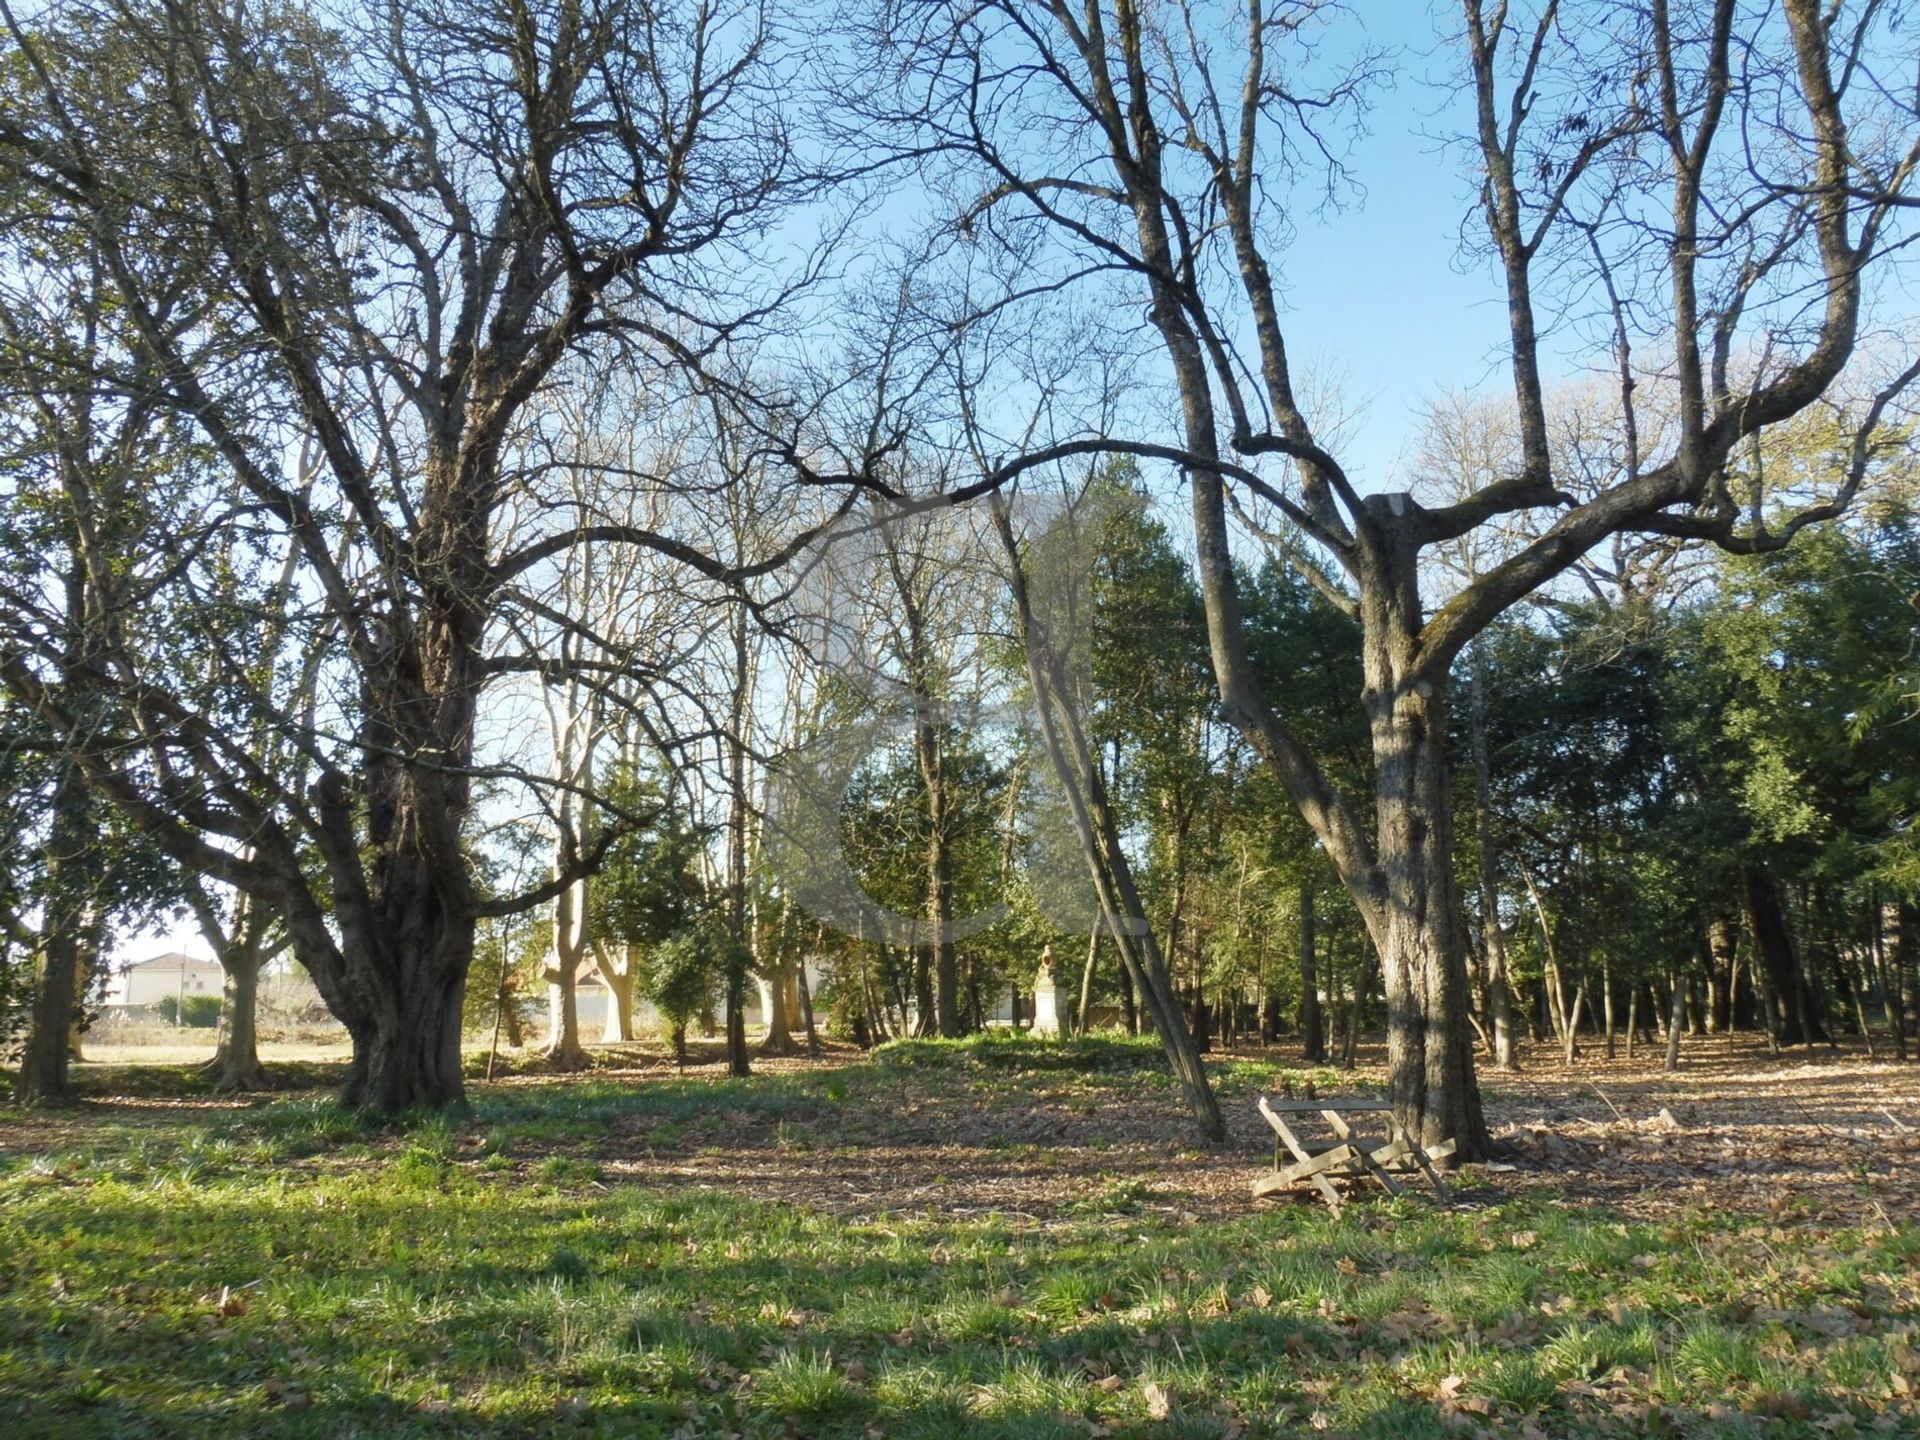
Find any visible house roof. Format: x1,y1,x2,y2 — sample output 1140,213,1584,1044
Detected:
123,951,223,972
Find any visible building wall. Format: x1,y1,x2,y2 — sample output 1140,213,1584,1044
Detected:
120,962,223,1008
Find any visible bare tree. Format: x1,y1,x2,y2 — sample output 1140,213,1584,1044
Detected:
857,0,1918,1155
0,0,874,1111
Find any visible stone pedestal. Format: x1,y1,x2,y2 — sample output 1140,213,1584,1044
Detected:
1031,946,1060,1038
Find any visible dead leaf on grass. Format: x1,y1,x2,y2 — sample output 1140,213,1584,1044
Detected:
1143,1380,1173,1420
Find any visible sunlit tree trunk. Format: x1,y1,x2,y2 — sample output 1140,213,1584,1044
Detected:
1467,644,1517,1069
1298,881,1326,1063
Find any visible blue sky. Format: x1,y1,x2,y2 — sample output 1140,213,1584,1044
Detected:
1255,25,1518,490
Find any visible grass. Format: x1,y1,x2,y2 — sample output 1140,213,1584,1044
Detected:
0,1037,1915,1437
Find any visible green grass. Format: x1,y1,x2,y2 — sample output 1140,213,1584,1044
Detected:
0,1046,1914,1438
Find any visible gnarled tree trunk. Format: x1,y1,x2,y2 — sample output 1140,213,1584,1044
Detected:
1355,518,1490,1153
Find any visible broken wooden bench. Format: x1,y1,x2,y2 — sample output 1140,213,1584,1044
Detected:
1252,1096,1455,1209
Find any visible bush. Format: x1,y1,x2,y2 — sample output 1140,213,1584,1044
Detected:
155,993,222,1028
642,920,736,1064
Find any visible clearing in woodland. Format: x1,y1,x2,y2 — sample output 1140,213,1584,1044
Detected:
2,1033,1916,1439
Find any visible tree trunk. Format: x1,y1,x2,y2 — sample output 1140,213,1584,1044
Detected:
1562,983,1585,1065
1742,865,1823,1044
1706,912,1738,1032
911,941,934,1038
1873,896,1907,1061
762,952,796,1055
339,953,468,1113
545,872,589,1070
14,763,93,1107
1844,950,1876,1058
1602,957,1617,1059
989,496,1223,1140
207,942,269,1092
595,945,638,1044
1899,902,1918,1046
66,925,99,1062
795,944,822,1054
1075,920,1100,1035
1664,970,1685,1071
1340,937,1373,1070
1354,533,1489,1155
725,607,753,1078
305,764,479,1115
193,886,276,1095
1467,643,1518,1070
1189,980,1212,1053
1298,880,1326,1063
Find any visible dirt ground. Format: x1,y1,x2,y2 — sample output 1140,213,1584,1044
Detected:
585,1034,1920,1227
21,1033,1920,1228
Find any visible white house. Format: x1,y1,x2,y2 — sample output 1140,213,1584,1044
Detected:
112,951,224,1008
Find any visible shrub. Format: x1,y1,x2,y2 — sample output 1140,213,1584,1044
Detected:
155,993,222,1027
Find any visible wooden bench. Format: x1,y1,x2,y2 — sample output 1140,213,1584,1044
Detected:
1252,1096,1455,1210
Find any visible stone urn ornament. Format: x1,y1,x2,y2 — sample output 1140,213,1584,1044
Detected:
1031,943,1061,1038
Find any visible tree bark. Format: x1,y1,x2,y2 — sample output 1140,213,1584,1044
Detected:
189,885,274,1093
208,944,269,1092
989,497,1224,1140
724,608,753,1078
761,951,796,1055
1347,509,1490,1152
795,941,822,1054
337,940,469,1113
595,944,638,1044
1298,880,1326,1063
911,941,934,1038
1075,920,1101,1036
1467,643,1518,1069
545,872,589,1070
1742,865,1824,1044
1664,970,1685,1071
14,761,93,1107
1873,896,1907,1061
1898,902,1917,1047
1706,912,1738,1032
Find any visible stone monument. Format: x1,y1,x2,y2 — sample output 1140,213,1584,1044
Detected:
1030,943,1060,1038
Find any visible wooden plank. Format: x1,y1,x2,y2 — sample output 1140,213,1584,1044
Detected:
1252,1095,1451,1212
1385,1117,1452,1199
1277,1143,1362,1183
1268,1136,1423,1185
1258,1097,1336,1210
1320,1108,1405,1197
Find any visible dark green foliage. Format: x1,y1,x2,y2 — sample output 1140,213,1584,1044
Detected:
590,765,706,951
155,994,222,1028
642,921,736,1060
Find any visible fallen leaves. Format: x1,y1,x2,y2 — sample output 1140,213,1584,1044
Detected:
1142,1380,1173,1420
